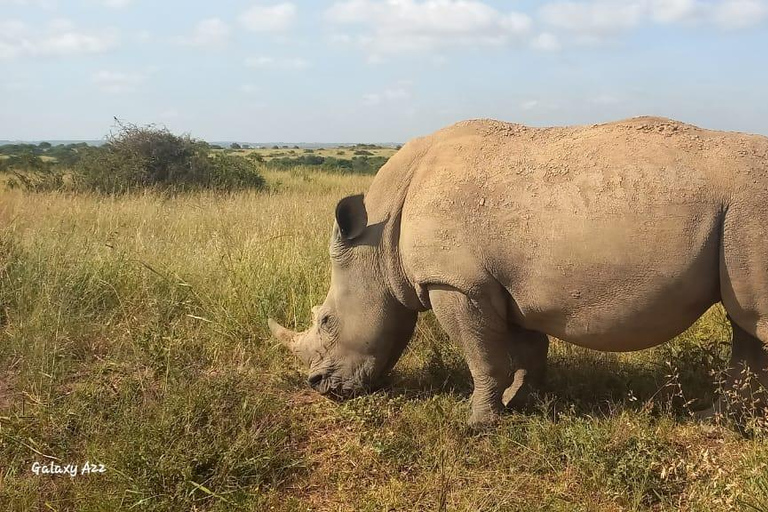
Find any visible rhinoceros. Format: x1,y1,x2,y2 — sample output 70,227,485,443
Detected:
269,116,768,425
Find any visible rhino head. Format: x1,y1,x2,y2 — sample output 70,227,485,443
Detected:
269,194,418,397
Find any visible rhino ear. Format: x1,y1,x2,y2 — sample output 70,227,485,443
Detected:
335,194,367,241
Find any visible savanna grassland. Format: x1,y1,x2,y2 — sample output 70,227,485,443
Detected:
2,168,768,511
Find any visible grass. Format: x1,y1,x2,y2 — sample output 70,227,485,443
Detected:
1,169,768,511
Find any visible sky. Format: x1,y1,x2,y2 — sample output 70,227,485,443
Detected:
1,0,767,143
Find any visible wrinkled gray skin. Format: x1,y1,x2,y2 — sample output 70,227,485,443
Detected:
269,117,768,425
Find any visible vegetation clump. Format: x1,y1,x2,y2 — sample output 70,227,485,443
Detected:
4,123,266,194
74,123,265,193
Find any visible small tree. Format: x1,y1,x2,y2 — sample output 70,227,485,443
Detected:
72,122,265,193
230,143,242,150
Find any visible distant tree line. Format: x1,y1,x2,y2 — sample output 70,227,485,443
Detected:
0,142,89,171
264,154,389,175
2,124,265,193
1,127,398,191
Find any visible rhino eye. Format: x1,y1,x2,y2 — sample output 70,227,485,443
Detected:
319,314,338,337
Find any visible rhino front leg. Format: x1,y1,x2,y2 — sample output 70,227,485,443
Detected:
429,286,513,426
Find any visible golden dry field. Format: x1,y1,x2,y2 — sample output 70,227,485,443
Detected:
1,169,767,511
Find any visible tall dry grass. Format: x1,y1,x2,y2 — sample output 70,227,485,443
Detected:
1,169,767,511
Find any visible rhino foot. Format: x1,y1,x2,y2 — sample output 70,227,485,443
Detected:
468,406,501,427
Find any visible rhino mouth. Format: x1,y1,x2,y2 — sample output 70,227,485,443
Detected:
307,364,374,399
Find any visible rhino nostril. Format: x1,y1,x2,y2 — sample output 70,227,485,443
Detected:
308,373,324,389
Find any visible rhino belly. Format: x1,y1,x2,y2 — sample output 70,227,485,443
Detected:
499,208,722,352
516,284,719,352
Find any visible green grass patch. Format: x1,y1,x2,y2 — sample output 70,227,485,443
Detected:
1,171,768,510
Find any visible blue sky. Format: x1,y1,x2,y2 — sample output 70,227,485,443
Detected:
1,0,767,142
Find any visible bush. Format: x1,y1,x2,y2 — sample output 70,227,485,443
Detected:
70,123,265,193
206,154,266,191
47,143,89,167
8,151,52,173
7,170,66,192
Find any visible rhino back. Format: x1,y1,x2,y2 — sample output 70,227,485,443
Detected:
395,117,768,350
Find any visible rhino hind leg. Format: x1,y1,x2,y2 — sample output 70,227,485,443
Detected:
708,318,768,422
428,285,521,426
502,328,549,410
716,205,768,422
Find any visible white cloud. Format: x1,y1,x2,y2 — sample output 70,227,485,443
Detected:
539,1,646,36
0,0,57,7
38,32,116,55
239,84,260,94
175,18,230,47
329,32,354,44
92,70,146,94
244,56,309,70
133,30,152,43
711,0,768,28
519,99,562,111
100,0,133,7
591,94,621,105
239,3,297,32
159,109,180,119
325,0,532,56
362,82,413,106
538,0,768,41
530,32,561,51
2,80,29,92
0,20,28,38
0,20,118,59
649,0,701,23
47,18,75,32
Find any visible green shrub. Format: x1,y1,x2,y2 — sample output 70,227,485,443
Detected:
47,143,90,167
4,124,266,194
8,151,52,173
207,154,266,191
6,170,66,192
70,124,265,193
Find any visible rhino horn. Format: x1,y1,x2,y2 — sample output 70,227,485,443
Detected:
268,318,311,366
